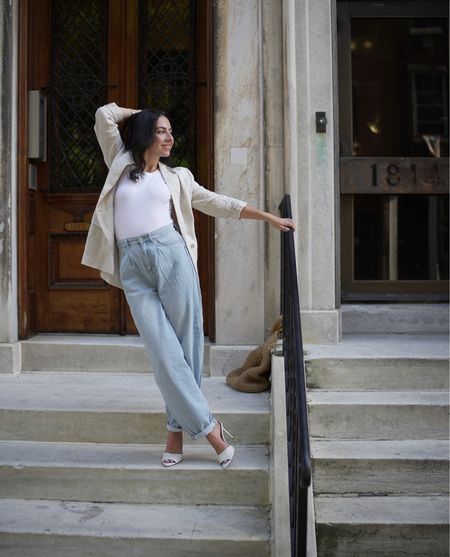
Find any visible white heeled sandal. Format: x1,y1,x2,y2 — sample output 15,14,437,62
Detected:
216,421,235,469
161,452,183,468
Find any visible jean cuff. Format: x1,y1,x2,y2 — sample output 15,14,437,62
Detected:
166,424,183,433
190,418,216,440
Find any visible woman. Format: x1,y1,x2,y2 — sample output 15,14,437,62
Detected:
81,103,295,469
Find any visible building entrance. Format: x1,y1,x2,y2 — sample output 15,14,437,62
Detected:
338,1,449,301
19,0,215,337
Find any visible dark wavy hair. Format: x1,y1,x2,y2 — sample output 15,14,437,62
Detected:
120,108,169,181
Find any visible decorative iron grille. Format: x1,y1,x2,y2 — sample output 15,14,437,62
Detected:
138,0,197,172
49,0,108,192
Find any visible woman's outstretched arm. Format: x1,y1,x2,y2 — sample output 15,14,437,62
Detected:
239,205,296,232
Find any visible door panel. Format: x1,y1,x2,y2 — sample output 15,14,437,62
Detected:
21,0,214,336
29,0,118,333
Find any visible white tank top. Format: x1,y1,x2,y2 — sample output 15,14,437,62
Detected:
113,168,173,240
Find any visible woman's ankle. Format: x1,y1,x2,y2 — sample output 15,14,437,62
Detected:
206,423,229,454
165,431,183,453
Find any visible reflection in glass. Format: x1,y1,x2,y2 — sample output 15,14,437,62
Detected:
351,18,449,157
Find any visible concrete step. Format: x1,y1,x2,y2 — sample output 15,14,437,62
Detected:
304,333,449,390
306,358,448,390
17,335,257,378
315,495,449,557
0,373,269,444
308,390,449,440
312,439,449,496
0,498,270,557
341,303,449,334
20,334,211,374
0,440,269,506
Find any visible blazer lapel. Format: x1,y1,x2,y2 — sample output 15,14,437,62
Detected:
159,162,182,217
102,152,135,195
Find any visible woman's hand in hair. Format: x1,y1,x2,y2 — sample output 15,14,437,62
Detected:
124,107,142,119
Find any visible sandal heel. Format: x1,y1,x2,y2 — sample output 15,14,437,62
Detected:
221,425,234,440
216,420,235,469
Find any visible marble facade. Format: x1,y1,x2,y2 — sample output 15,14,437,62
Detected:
214,0,340,345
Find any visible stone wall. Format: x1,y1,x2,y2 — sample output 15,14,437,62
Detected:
213,0,340,346
214,0,266,345
0,0,20,372
291,0,340,342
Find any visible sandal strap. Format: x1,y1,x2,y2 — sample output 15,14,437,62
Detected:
217,445,235,467
162,452,183,464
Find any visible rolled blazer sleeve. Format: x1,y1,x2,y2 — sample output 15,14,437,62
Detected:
94,103,137,169
180,168,247,219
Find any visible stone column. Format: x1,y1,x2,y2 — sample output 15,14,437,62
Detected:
214,1,265,346
284,0,341,343
0,0,20,372
262,0,285,338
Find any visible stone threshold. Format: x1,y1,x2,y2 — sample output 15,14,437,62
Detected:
1,334,261,376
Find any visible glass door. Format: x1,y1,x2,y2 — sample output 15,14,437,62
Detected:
338,1,449,301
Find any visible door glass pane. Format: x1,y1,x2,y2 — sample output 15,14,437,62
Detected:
354,195,389,280
49,0,108,192
351,17,448,157
138,0,197,171
398,194,448,279
354,194,449,280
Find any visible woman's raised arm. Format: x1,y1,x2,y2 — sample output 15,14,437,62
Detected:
94,103,141,168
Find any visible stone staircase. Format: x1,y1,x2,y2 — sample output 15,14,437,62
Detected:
305,333,450,557
0,339,272,556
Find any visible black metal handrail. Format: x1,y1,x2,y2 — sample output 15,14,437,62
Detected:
279,194,312,557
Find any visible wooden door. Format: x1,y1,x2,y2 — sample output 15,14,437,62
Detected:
19,0,215,337
338,1,449,301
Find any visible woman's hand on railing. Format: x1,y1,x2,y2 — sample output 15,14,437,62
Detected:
267,214,296,232
240,206,296,231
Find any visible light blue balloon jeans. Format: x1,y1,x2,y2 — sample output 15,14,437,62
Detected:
116,223,216,439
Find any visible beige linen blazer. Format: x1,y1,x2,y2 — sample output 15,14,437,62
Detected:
81,102,247,289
